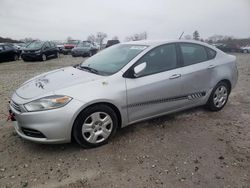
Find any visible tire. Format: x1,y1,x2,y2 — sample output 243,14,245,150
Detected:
42,54,47,61
207,81,230,111
88,51,92,57
243,49,248,53
56,52,60,58
13,54,18,61
73,104,118,148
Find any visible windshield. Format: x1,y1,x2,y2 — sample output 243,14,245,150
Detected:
80,44,147,75
26,41,44,49
77,41,91,48
66,40,79,45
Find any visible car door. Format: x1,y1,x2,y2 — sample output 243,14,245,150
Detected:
125,43,188,123
3,45,14,60
50,42,57,56
175,42,217,107
43,42,51,57
0,45,7,61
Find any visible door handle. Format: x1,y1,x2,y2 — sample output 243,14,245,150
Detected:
207,65,216,69
169,74,181,79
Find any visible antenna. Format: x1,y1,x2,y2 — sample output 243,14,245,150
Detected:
179,32,184,39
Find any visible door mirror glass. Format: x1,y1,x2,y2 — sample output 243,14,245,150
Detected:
134,62,147,77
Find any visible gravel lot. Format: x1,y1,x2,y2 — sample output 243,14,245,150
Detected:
0,54,249,188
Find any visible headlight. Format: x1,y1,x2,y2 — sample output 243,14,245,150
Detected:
34,50,41,54
24,95,72,112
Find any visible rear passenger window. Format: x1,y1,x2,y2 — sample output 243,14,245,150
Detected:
206,47,216,60
180,43,208,66
136,44,178,76
44,42,50,49
4,45,13,50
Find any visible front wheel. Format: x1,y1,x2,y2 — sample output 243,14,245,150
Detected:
88,51,92,57
13,54,18,61
42,54,47,61
56,52,60,58
73,105,118,148
207,82,230,111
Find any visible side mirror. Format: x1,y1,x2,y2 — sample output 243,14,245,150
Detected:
134,62,147,77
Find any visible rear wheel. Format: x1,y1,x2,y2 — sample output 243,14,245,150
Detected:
73,104,118,148
207,81,230,111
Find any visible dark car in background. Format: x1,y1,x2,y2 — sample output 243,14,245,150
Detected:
215,43,241,52
57,44,64,53
0,43,21,62
21,41,59,61
62,40,79,55
71,41,98,57
105,40,120,48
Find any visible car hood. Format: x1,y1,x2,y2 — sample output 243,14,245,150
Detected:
73,47,89,50
15,66,103,100
23,47,41,51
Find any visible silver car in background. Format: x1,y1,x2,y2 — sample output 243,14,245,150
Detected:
9,40,238,148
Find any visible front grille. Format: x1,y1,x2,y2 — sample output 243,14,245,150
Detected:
10,100,21,112
21,127,46,138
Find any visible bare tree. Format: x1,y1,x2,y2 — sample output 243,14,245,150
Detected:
96,32,107,47
87,34,96,43
66,36,73,42
112,36,119,40
21,37,39,43
125,31,148,41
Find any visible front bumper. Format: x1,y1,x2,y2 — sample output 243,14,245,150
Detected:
21,53,42,60
10,96,85,144
62,48,73,54
72,51,85,57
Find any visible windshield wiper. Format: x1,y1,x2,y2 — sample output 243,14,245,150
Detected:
79,65,99,74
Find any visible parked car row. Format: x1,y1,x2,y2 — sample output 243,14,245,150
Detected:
62,40,80,55
21,41,59,61
72,41,98,57
0,38,122,63
213,43,250,53
241,45,250,53
0,43,21,62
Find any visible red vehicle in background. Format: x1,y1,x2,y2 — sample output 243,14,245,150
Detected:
62,40,79,55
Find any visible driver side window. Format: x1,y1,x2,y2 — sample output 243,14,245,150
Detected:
43,42,50,49
135,43,178,76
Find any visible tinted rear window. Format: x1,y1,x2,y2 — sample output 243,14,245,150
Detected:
206,47,217,60
180,43,208,66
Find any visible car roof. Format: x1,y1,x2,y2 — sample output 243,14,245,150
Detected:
124,39,213,47
124,39,219,52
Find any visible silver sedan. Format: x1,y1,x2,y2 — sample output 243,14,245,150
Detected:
9,40,238,148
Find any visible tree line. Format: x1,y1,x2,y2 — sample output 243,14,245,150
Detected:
184,31,250,46
1,30,249,46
